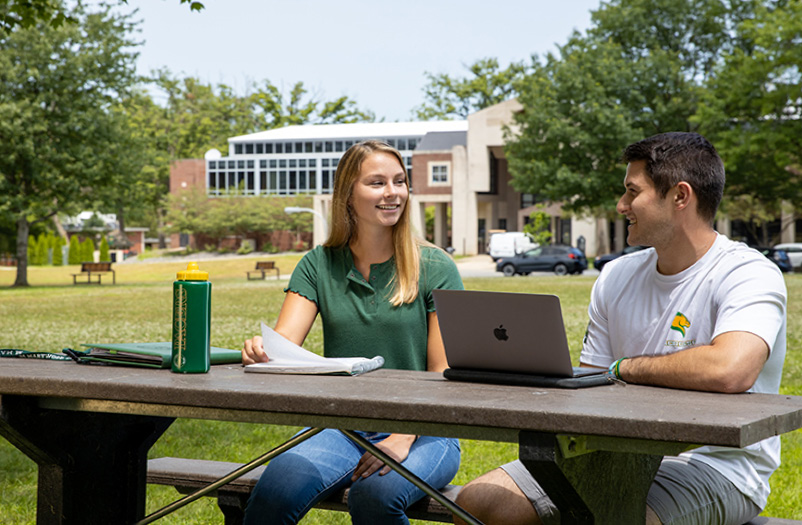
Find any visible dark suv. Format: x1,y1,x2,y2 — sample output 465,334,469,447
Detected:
496,245,588,276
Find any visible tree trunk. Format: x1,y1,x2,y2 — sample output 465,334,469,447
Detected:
116,205,132,248
158,208,166,249
14,217,30,287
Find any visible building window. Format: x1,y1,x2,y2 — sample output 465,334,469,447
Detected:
245,143,253,154
235,144,243,154
397,138,407,150
429,162,450,186
275,143,283,154
256,143,263,154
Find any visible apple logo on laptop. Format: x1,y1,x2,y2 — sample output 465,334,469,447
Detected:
493,325,509,341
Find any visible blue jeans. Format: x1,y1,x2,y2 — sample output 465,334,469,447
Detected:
243,429,461,525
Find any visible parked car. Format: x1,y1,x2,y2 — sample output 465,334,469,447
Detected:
496,245,587,276
752,246,793,273
773,243,802,270
487,231,538,261
593,245,648,272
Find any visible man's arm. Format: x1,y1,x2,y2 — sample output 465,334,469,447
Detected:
609,331,769,393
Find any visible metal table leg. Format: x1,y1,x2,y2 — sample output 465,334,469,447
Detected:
341,429,482,525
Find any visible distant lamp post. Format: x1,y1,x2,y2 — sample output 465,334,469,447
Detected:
284,206,329,238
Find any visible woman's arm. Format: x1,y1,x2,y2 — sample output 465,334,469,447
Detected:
426,311,449,373
242,291,319,365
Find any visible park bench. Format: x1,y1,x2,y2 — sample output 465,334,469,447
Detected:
71,261,115,285
147,457,460,524
146,457,799,525
246,260,280,280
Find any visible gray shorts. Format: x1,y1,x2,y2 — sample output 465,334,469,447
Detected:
501,455,761,525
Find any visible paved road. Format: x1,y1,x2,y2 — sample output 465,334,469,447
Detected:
456,255,599,278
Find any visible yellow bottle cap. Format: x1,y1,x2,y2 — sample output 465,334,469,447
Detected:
176,262,209,281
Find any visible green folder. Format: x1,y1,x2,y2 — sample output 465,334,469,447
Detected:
79,342,242,369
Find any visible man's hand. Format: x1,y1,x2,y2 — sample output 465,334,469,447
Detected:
351,434,417,481
616,331,769,393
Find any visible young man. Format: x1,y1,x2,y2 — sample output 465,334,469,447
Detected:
455,132,787,525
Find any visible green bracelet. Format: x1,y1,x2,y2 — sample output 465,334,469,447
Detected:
615,357,629,379
608,357,629,380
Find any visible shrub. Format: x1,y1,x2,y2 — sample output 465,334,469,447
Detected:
52,236,65,266
81,238,95,263
68,236,81,264
27,235,37,265
37,232,49,265
99,236,111,262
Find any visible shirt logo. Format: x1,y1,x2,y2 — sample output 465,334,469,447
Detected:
670,312,691,337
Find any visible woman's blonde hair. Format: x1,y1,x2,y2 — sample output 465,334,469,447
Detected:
324,140,420,306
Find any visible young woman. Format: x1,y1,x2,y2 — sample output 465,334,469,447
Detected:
241,140,463,525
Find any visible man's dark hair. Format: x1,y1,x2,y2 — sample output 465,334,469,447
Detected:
622,132,725,224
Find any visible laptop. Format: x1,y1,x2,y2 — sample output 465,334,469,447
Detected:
433,290,611,388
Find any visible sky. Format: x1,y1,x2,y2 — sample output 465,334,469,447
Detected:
121,0,603,123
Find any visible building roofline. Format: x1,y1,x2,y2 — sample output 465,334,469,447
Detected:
229,120,467,142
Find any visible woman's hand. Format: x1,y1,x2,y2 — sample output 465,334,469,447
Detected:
242,335,268,365
351,433,417,481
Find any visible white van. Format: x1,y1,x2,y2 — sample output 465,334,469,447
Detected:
487,232,538,261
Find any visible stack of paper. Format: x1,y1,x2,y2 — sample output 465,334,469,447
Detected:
244,323,384,376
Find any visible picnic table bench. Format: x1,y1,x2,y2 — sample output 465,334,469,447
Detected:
147,457,460,523
71,261,115,285
246,261,279,280
145,457,798,525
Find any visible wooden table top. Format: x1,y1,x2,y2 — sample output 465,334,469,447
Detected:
1,360,800,448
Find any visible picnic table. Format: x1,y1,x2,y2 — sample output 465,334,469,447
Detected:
0,361,801,524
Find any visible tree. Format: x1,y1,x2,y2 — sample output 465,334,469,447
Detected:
27,235,37,266
694,0,802,229
505,0,770,216
249,80,375,129
523,207,553,246
415,58,531,120
81,237,95,263
52,235,65,266
99,235,111,262
0,2,140,286
36,232,49,265
68,235,81,265
0,0,204,34
130,71,374,249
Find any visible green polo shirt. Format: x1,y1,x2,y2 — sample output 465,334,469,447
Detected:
285,245,464,371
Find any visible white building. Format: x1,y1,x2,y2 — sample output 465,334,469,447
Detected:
172,105,609,256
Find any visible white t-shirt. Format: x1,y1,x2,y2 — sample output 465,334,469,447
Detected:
581,233,787,508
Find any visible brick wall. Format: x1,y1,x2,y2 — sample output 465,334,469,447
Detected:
170,159,206,195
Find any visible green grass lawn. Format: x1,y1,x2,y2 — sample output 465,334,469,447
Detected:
0,260,800,523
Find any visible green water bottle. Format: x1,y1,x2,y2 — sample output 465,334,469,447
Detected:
171,261,211,373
